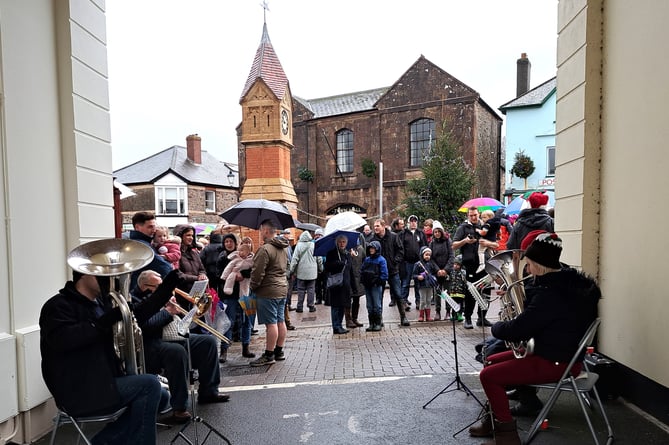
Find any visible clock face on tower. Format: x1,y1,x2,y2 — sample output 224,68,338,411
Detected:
281,109,289,135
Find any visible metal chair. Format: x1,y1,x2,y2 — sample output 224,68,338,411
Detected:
524,318,614,445
49,406,128,445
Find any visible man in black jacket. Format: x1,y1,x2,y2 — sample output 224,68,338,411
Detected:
372,219,410,326
40,267,184,445
127,211,172,289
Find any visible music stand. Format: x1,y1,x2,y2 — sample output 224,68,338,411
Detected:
171,294,231,445
423,292,485,412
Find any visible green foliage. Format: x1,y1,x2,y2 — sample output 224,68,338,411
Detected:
510,149,535,189
402,123,475,228
361,158,377,178
297,166,314,183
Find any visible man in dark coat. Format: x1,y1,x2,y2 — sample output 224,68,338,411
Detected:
40,266,183,445
127,211,172,289
507,192,554,250
372,218,410,326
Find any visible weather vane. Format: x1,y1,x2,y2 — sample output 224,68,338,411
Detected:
260,1,270,23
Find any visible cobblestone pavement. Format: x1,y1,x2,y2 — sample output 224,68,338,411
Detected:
220,289,494,388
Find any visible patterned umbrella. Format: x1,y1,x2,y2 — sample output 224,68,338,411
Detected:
458,197,505,213
505,190,555,215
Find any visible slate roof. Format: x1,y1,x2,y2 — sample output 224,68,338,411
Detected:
240,23,289,102
113,146,237,187
294,87,390,119
499,77,557,113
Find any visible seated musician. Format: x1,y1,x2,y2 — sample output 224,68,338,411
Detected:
133,270,230,424
39,267,185,445
469,232,601,445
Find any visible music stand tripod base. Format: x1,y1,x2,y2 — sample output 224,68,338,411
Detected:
422,296,485,411
170,332,232,445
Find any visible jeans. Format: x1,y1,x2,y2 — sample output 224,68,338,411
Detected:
330,306,345,330
364,284,383,316
401,261,417,303
296,279,316,309
388,273,402,302
222,298,251,346
92,374,161,445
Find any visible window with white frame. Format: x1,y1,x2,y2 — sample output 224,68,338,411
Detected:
336,129,353,173
156,186,187,215
205,190,216,213
410,118,435,167
547,145,555,176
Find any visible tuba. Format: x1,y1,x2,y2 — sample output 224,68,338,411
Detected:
484,249,534,358
67,239,154,375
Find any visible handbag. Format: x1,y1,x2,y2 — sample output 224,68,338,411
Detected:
326,271,344,289
162,315,184,341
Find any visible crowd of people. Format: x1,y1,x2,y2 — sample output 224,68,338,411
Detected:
39,190,598,445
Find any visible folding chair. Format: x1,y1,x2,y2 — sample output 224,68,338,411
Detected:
49,406,127,445
524,318,614,444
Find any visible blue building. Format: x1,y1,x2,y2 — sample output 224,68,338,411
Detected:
500,66,556,201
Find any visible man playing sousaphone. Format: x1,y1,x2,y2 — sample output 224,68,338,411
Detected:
468,232,600,444
40,262,185,445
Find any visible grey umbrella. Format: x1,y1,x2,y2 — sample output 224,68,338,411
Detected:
219,199,295,230
295,221,323,232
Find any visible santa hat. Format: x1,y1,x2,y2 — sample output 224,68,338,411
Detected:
520,230,549,251
524,232,562,269
528,192,549,209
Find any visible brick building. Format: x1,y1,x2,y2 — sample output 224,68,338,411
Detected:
284,56,503,224
114,134,238,230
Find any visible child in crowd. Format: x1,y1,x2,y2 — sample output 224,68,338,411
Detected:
447,256,467,321
360,241,388,332
413,246,440,322
476,209,501,273
220,243,254,297
152,226,181,269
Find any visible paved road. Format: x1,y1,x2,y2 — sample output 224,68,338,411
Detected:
39,290,669,444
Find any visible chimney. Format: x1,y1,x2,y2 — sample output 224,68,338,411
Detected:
186,134,201,164
516,53,531,97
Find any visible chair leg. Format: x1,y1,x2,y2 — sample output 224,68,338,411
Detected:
571,380,601,445
49,413,63,445
524,387,563,445
590,384,615,444
66,414,93,445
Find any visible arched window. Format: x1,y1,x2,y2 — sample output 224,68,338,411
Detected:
410,118,435,167
336,129,353,173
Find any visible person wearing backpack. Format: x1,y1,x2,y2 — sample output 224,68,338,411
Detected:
360,241,388,332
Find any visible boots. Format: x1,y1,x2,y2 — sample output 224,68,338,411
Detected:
219,348,227,363
469,412,493,437
351,301,364,327
434,309,441,321
425,309,433,322
418,310,425,322
483,419,520,445
345,308,358,328
242,344,255,358
397,300,410,326
366,315,376,332
477,309,493,327
372,314,383,331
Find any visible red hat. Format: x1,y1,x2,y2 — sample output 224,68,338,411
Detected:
520,230,548,250
528,192,549,209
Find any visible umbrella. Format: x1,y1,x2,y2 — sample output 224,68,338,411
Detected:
324,211,367,235
313,230,361,256
295,221,323,232
458,197,505,213
505,190,555,215
219,199,295,230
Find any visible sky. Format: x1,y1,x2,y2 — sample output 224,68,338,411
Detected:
107,0,558,170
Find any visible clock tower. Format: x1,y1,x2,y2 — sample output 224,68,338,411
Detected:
238,21,297,207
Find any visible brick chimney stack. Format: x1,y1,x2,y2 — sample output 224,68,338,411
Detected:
516,53,531,97
186,134,202,164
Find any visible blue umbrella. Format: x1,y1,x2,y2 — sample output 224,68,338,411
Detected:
313,230,360,256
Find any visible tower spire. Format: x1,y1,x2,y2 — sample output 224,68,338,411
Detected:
261,0,269,24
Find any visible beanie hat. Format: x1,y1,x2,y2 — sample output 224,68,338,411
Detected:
524,232,562,269
314,228,324,236
408,215,419,222
454,255,463,264
419,246,432,257
432,220,444,232
520,229,549,251
528,192,549,209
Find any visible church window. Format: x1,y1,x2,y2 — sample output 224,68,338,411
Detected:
410,118,435,167
336,129,354,173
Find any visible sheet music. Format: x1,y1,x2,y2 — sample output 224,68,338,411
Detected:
189,279,209,300
440,290,461,312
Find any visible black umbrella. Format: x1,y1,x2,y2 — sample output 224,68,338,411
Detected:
219,199,295,230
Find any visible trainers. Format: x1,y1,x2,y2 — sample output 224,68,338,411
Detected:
296,307,303,313
308,306,316,312
389,301,396,307
250,353,275,367
464,318,474,329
